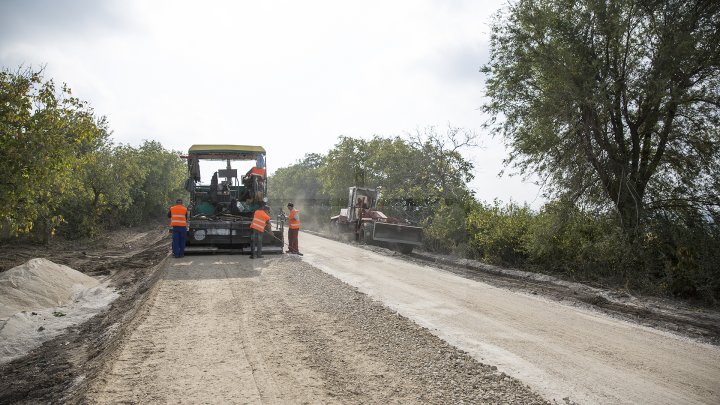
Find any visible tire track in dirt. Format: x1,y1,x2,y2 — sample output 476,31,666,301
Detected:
87,260,266,403
222,266,284,404
85,254,546,404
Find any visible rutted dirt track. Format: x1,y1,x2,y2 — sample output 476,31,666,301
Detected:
86,255,546,404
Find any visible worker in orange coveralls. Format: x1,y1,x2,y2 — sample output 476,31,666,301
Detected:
249,205,271,259
167,198,188,258
286,202,303,256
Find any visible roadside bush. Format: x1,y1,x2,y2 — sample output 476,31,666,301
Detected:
641,215,720,304
55,191,97,238
523,201,633,283
423,202,469,255
53,141,185,239
466,200,533,264
465,198,720,304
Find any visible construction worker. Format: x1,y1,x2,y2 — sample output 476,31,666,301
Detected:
246,155,266,178
250,205,271,259
286,202,303,255
244,155,266,202
246,166,266,178
168,198,188,258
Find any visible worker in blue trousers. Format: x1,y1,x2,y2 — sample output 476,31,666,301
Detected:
168,198,188,258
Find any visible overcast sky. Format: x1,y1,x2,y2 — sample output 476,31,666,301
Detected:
0,0,544,207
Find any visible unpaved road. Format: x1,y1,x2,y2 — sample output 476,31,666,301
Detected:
86,255,545,404
301,233,720,404
83,231,720,404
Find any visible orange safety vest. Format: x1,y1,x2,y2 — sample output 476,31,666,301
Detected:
250,209,270,232
250,167,266,177
170,204,188,227
288,209,300,230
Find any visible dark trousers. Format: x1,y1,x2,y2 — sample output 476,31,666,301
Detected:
172,226,186,257
250,229,263,257
288,228,299,253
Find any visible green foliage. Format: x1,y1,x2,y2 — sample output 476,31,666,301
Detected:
423,201,470,255
0,67,107,239
320,137,372,200
466,201,533,264
523,202,632,280
0,67,186,240
269,129,476,233
57,140,186,238
121,141,187,227
464,198,719,303
642,214,720,303
484,0,720,236
268,153,331,230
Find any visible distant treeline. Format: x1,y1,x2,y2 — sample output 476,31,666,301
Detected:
0,67,186,241
269,132,720,304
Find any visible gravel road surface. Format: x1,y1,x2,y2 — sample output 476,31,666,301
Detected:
86,254,546,404
301,232,720,404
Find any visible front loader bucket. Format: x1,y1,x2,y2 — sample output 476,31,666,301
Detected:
372,222,423,245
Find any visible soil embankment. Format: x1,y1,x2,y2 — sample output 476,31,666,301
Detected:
0,227,170,404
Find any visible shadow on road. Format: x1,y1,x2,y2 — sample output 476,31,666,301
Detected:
163,254,283,281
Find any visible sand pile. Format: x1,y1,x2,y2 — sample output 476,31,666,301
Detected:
0,258,119,364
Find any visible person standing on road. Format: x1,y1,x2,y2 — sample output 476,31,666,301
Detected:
250,205,271,259
286,202,303,256
168,198,188,258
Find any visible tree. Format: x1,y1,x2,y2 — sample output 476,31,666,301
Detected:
269,153,327,206
405,126,477,206
483,0,720,236
267,153,330,229
60,140,187,236
122,141,186,225
319,136,372,201
0,67,107,238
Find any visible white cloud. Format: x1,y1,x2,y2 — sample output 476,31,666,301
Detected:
0,0,542,207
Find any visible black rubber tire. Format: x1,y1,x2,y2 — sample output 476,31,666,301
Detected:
360,222,375,245
358,227,366,244
330,220,340,240
397,244,414,254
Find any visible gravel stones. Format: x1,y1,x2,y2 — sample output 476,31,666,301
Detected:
258,257,548,404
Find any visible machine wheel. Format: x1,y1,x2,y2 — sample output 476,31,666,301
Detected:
359,222,375,245
397,244,414,254
330,219,340,240
357,227,366,244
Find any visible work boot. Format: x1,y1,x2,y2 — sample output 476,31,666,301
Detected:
258,255,264,258
297,252,304,256
250,255,255,259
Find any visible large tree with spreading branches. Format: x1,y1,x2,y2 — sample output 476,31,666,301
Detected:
483,0,720,237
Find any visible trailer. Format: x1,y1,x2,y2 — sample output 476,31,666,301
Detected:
180,144,283,254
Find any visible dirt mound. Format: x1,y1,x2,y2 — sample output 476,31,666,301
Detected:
0,226,170,404
0,258,99,319
0,259,118,365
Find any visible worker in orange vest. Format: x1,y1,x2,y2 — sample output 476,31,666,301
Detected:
168,198,188,258
247,166,266,177
286,202,303,255
250,205,271,259
245,154,267,178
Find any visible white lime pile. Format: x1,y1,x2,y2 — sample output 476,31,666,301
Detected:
0,258,119,364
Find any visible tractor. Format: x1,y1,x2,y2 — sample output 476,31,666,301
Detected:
180,144,283,253
330,186,423,254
